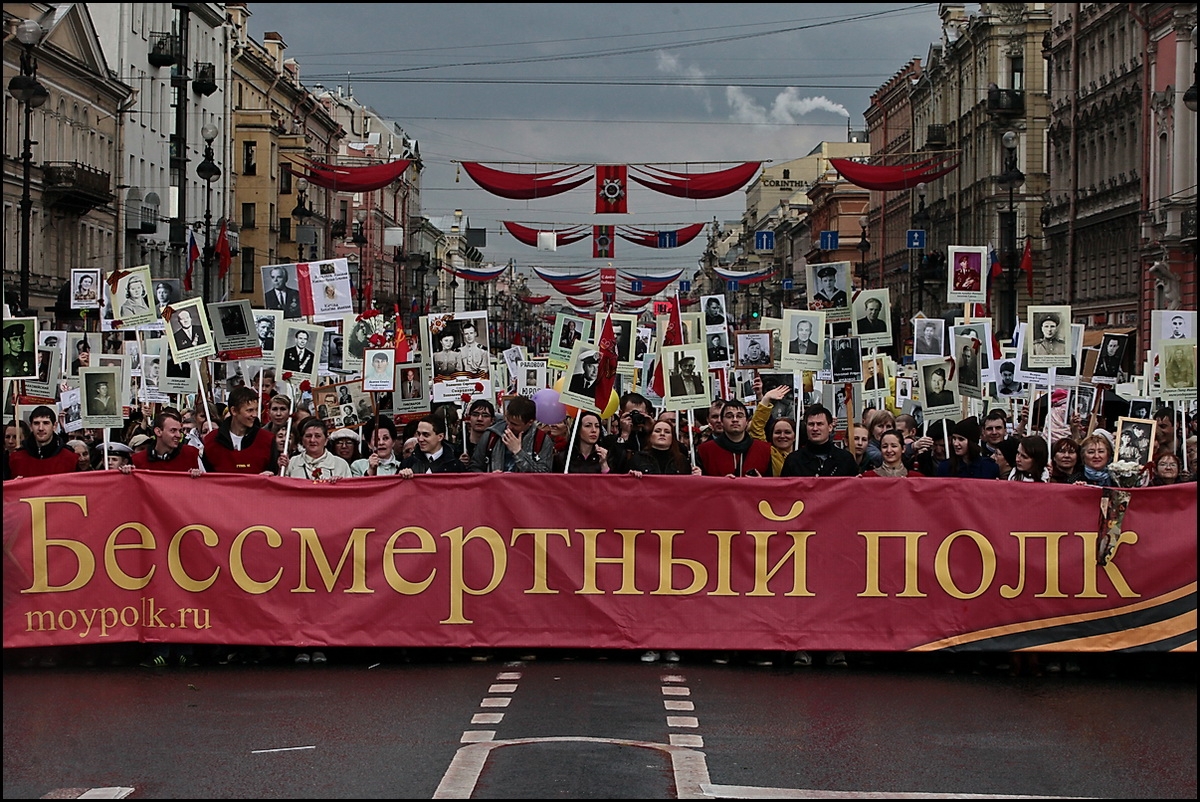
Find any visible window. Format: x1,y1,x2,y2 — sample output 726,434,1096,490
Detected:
242,141,257,175
279,217,291,241
241,202,256,229
239,247,255,293
281,164,293,194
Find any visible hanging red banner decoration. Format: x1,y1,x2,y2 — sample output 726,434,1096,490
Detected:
616,222,705,249
629,162,761,199
595,165,628,214
566,297,599,309
501,221,590,247
518,295,551,305
593,225,615,259
292,158,411,193
830,155,960,191
460,162,591,200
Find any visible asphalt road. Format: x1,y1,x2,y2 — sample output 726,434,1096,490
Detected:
3,649,1195,799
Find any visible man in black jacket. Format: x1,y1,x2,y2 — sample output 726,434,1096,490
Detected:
780,404,858,477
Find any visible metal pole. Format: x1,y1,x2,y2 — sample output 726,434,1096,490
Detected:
203,178,213,305
18,94,34,315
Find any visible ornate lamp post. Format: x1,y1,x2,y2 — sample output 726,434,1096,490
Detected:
8,18,48,315
995,130,1025,340
291,176,312,262
856,215,871,289
196,124,222,303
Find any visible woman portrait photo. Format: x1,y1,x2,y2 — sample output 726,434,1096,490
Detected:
120,272,152,319
71,269,100,308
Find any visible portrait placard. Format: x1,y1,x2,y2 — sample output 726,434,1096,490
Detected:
427,311,492,403
58,390,81,433
261,263,302,319
139,353,170,404
24,344,60,400
917,357,959,422
252,309,282,357
829,336,862,383
2,316,38,379
362,349,396,393
298,258,354,322
558,341,603,415
704,329,731,370
106,265,156,329
390,362,428,415
70,268,101,310
79,366,124,428
1115,416,1156,467
516,360,546,398
276,319,323,387
701,295,728,330
152,336,196,395
780,309,825,373
807,261,851,324
164,297,215,363
851,288,892,349
951,323,986,399
1026,304,1073,369
208,299,262,361
595,311,638,375
550,313,590,370
151,278,182,318
912,317,945,360
946,245,987,305
733,330,774,370
1090,332,1129,383
1159,339,1197,401
312,379,374,431
661,343,709,412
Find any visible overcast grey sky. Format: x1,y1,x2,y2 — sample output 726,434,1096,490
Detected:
246,3,946,277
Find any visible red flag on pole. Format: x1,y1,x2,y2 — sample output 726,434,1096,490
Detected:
1019,236,1034,296
651,295,684,397
594,310,620,408
215,219,231,280
183,229,200,291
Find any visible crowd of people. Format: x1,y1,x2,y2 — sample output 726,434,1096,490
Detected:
4,370,1196,677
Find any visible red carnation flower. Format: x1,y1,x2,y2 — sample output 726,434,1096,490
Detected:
474,382,484,392
282,372,294,381
369,333,386,348
299,380,312,392
460,393,472,403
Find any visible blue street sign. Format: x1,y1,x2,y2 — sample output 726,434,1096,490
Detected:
755,230,775,251
782,278,794,291
819,230,839,250
630,280,643,292
726,279,740,291
906,229,926,249
679,279,691,293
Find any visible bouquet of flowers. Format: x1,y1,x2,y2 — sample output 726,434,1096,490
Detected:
1108,459,1148,488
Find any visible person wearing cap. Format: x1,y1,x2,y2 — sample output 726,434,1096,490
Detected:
569,350,600,395
812,265,847,308
923,366,954,407
97,441,134,471
88,377,118,417
670,354,705,396
997,360,1022,396
6,406,79,479
327,427,362,464
740,336,771,367
1032,312,1066,356
127,432,153,453
351,417,403,476
1168,313,1187,339
127,408,202,475
3,322,35,378
989,435,1019,478
935,417,1000,479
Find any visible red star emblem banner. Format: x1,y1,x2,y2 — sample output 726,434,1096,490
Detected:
593,225,615,259
596,165,628,214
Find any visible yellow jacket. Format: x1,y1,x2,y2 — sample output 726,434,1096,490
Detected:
749,398,790,477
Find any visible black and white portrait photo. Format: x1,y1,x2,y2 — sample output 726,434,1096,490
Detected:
702,295,727,328
1115,417,1155,466
913,318,944,359
1091,332,1128,381
734,331,773,369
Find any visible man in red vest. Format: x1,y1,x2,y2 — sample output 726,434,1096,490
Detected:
128,408,202,476
7,406,79,479
202,386,276,474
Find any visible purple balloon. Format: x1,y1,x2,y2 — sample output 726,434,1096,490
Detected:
534,388,567,424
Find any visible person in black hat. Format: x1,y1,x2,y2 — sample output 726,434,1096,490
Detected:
669,354,705,396
936,416,1000,479
812,265,847,308
569,350,600,395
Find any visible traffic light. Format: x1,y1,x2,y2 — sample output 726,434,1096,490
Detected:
750,304,761,320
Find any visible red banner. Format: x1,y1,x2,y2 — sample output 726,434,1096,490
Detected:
595,165,628,214
3,473,1195,653
594,226,615,259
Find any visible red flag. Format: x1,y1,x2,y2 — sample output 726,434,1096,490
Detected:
989,244,1002,278
594,312,619,408
651,296,684,397
183,229,200,291
215,219,231,280
596,165,628,214
593,225,615,259
1019,236,1033,296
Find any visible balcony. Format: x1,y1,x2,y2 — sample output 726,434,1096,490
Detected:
192,62,217,96
42,162,113,213
925,124,947,150
148,32,179,68
986,87,1025,117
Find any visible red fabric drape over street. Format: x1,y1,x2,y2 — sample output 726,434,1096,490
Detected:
461,162,591,200
830,156,960,191
502,221,589,247
629,162,761,199
294,158,411,192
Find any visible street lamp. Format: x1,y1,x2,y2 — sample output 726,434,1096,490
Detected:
1183,62,1197,113
8,18,48,316
352,209,368,312
292,176,312,262
196,124,221,303
856,215,871,289
995,130,1025,341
